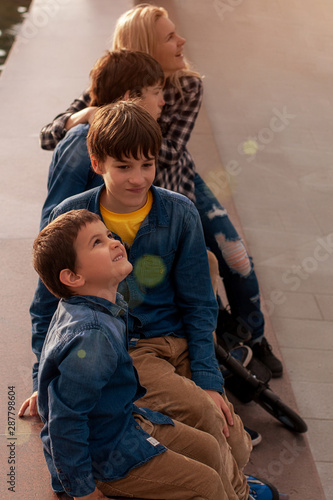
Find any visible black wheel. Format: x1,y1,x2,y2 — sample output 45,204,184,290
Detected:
215,342,308,433
257,387,308,433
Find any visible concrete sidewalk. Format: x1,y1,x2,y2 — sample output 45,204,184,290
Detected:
169,1,332,498
0,0,331,498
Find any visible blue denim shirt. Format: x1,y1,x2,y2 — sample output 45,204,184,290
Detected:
31,185,222,393
40,124,103,230
38,294,172,497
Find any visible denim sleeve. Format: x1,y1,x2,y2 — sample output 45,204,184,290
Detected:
30,279,60,392
40,125,94,230
46,329,117,497
174,203,224,392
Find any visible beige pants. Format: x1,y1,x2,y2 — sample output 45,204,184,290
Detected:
96,417,227,499
127,337,251,500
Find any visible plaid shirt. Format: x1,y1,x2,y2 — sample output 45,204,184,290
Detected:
40,76,203,201
40,91,91,150
154,76,202,201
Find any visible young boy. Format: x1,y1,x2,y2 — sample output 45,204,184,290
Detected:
34,208,226,499
24,102,281,500
39,49,165,229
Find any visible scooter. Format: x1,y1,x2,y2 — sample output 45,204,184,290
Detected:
214,307,307,434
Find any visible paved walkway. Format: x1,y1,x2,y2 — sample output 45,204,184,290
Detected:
0,0,331,498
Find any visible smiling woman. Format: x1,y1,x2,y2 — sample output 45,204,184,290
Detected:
0,0,31,73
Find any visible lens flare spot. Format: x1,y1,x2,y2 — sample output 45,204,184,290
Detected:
77,349,86,359
243,140,258,155
134,255,166,287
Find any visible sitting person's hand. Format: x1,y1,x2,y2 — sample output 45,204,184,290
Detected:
204,389,234,438
18,391,39,417
74,488,109,500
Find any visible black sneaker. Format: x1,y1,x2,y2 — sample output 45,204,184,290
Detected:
251,338,283,378
216,307,252,348
244,426,262,447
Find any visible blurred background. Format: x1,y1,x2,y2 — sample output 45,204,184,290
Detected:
0,0,31,73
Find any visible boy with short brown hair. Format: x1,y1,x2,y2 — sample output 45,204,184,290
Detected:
35,208,226,500
39,49,165,229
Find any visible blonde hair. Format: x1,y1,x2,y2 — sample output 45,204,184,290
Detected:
112,3,200,91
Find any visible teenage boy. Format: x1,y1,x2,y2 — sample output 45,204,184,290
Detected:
22,102,281,500
34,209,227,499
39,49,165,229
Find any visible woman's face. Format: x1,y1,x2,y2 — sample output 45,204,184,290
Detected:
153,16,186,77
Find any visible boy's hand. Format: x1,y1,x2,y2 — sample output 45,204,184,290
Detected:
204,390,233,438
18,391,39,417
74,488,109,499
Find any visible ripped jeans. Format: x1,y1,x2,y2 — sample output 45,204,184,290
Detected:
194,173,264,342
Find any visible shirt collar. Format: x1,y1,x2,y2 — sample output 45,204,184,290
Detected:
149,186,169,227
63,293,127,318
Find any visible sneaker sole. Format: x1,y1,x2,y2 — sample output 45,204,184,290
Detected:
231,345,252,368
251,433,262,447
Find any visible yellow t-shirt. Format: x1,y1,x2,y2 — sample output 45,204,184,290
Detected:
100,190,153,246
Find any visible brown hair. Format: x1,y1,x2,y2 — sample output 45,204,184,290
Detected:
87,100,162,163
33,210,101,299
112,4,200,93
89,49,164,106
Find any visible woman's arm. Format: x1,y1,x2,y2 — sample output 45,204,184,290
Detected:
40,90,91,150
64,107,98,131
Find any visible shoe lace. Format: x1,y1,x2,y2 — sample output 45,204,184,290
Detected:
261,338,273,353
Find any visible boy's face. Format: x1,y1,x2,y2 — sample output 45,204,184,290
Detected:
74,220,132,293
97,154,156,214
140,83,165,120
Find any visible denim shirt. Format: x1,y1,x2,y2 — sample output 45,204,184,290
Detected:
40,124,103,230
31,185,223,393
38,294,172,497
